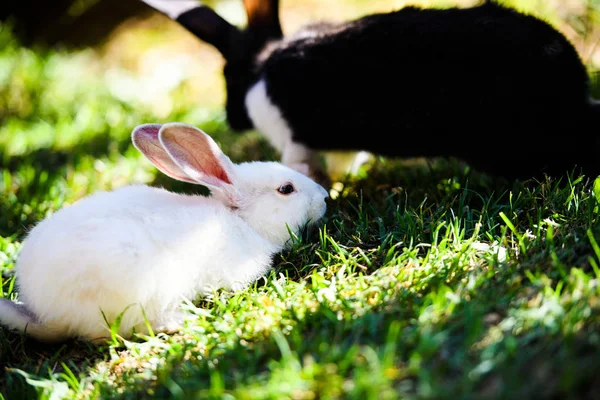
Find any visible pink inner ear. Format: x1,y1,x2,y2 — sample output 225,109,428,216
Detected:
133,124,160,142
159,124,234,186
171,134,232,185
132,124,196,183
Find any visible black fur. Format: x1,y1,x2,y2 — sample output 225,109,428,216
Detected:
174,5,263,130
150,0,600,181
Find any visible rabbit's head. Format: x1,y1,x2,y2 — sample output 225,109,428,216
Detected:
132,123,328,249
141,0,282,131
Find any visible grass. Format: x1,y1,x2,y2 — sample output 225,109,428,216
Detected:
3,1,600,398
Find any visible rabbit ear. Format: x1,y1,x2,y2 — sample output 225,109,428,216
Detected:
158,123,238,204
132,124,197,183
140,0,243,59
243,0,282,40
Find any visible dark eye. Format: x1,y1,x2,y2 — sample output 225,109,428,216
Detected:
277,183,295,195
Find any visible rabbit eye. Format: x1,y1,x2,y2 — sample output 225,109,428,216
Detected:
277,183,295,195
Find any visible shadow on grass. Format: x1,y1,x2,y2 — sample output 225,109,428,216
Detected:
88,273,600,399
0,332,105,400
0,133,132,174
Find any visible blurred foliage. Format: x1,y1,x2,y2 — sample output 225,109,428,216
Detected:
0,0,151,48
1,0,600,51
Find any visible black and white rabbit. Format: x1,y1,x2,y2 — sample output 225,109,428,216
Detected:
0,123,328,343
141,0,600,183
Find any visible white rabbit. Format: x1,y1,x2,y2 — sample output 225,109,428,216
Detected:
0,122,328,343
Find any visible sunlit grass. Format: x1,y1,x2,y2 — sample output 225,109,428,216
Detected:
2,1,600,398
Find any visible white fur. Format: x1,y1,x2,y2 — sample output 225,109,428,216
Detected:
141,0,201,19
245,79,293,154
0,123,328,343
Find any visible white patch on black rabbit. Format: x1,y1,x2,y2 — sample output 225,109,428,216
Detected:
0,123,328,343
245,79,291,154
244,80,313,176
141,0,200,19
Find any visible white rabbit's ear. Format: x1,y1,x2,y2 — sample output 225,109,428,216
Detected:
158,123,238,204
132,124,197,183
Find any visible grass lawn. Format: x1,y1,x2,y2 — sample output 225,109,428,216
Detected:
2,2,600,398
